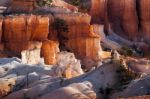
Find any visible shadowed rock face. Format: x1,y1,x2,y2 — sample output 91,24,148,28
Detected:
80,0,150,42
111,75,150,99
0,0,12,7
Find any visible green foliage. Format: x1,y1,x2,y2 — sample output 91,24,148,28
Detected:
37,0,53,6
114,59,141,91
68,0,81,6
53,18,69,34
121,46,134,56
68,0,89,12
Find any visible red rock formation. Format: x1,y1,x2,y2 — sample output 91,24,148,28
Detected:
80,0,150,42
2,15,50,58
8,0,36,13
5,41,41,54
108,0,139,40
28,15,49,41
48,12,101,62
41,40,60,65
65,37,101,61
88,0,106,24
3,15,49,42
3,15,29,42
0,16,3,43
121,0,139,40
0,6,103,65
52,13,102,61
53,13,97,39
139,0,150,42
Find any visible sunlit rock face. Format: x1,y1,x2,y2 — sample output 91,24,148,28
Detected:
0,10,103,65
52,13,103,62
41,40,60,65
2,15,49,57
0,16,3,43
53,13,102,61
0,78,15,98
3,15,49,42
56,51,84,78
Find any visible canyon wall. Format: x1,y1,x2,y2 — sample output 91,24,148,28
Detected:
0,12,102,65
138,0,150,43
53,13,102,61
81,0,150,42
108,0,139,40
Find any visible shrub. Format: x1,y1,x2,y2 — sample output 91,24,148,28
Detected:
52,18,69,34
121,46,134,56
37,0,53,7
114,59,141,91
69,0,81,6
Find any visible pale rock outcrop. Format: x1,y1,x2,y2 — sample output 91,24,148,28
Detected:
21,42,42,65
39,82,96,99
56,51,84,78
3,63,118,99
126,57,150,74
0,55,84,98
21,49,41,65
0,78,15,98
